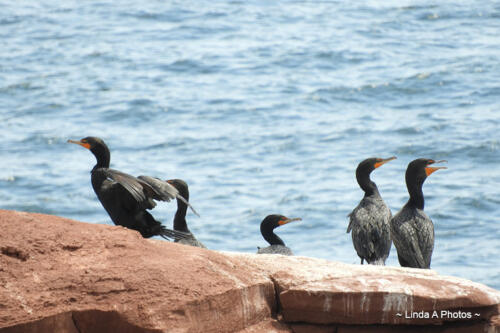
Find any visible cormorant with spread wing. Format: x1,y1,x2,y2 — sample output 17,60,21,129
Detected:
68,136,195,240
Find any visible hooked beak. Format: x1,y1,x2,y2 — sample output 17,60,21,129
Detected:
278,217,302,226
425,160,447,176
374,156,397,169
67,139,91,150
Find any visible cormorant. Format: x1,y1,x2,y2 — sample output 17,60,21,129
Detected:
347,156,396,265
68,136,193,240
257,215,301,255
390,158,447,269
166,179,205,248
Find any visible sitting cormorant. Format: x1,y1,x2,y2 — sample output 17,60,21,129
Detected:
257,215,301,255
390,158,447,269
166,179,205,248
68,136,193,240
347,156,396,265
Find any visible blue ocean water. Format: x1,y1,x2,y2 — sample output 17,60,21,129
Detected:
1,1,499,289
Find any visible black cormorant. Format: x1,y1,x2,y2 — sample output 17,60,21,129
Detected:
166,179,205,248
390,158,447,269
257,214,301,255
347,156,396,265
68,136,193,240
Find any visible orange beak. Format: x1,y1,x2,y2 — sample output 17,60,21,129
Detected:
278,217,302,226
425,160,447,176
67,139,91,150
374,156,397,169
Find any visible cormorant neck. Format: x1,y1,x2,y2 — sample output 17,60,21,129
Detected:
356,169,379,197
173,200,190,233
406,177,425,210
90,170,108,197
91,145,110,170
261,226,285,246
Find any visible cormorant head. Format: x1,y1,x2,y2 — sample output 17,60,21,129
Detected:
261,214,301,231
68,136,110,167
167,179,189,201
260,214,301,246
406,158,447,187
67,136,106,150
356,156,396,194
356,156,397,176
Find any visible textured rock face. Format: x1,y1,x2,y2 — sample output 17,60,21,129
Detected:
0,209,499,333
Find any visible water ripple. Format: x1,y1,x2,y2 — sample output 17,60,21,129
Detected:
1,0,499,290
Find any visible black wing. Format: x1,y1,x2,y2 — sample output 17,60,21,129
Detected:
137,175,178,201
102,169,148,202
138,176,200,217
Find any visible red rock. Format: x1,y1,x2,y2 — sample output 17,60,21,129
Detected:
229,254,500,326
238,319,290,333
0,313,79,333
290,324,337,333
0,210,275,332
489,315,500,333
0,210,499,333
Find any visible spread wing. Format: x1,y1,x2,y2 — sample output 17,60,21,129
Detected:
138,176,200,217
102,168,151,205
137,175,178,201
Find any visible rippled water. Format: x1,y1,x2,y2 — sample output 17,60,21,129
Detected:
1,1,499,289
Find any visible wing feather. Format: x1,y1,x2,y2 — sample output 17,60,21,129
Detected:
138,176,200,217
102,168,147,203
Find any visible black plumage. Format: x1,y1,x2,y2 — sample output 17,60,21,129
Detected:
347,156,395,265
257,214,301,255
166,179,205,248
390,158,447,269
68,136,191,240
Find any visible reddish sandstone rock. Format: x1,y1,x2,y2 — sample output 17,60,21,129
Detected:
0,210,499,333
226,253,500,327
0,210,276,333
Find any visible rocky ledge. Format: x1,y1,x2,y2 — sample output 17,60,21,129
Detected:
0,209,498,333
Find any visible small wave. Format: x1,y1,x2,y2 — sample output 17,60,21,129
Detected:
0,16,23,25
20,133,68,146
451,196,497,213
202,11,228,19
421,12,441,20
158,59,220,74
1,175,16,182
207,98,243,105
398,5,439,11
1,82,43,93
278,194,309,204
124,8,195,23
128,98,153,107
314,50,373,65
394,127,420,135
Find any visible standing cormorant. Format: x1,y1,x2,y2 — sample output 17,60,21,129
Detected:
257,215,301,255
166,179,205,248
68,136,193,240
390,158,447,269
347,156,396,265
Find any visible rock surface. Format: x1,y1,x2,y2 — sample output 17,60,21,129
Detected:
0,209,499,333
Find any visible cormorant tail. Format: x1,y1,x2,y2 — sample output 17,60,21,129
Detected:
159,227,192,241
368,258,386,266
